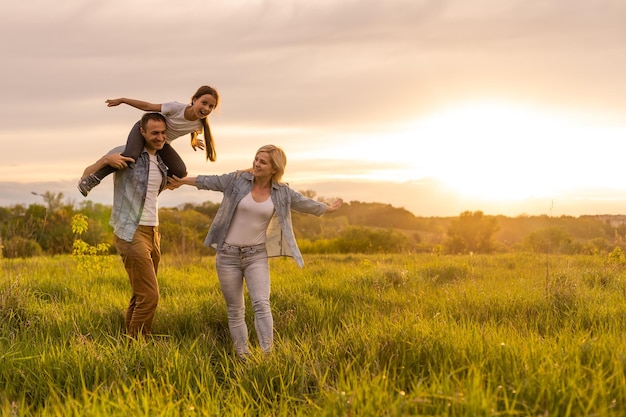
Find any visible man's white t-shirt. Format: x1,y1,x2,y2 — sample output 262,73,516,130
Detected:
139,153,162,226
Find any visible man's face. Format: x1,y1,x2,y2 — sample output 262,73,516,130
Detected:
140,119,167,154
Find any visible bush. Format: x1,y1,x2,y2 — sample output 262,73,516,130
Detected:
3,236,43,258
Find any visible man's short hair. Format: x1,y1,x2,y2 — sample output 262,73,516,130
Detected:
140,112,167,130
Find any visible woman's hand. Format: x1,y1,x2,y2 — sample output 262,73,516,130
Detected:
166,176,185,190
326,198,344,213
167,175,196,190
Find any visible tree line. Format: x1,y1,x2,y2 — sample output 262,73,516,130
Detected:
1,191,625,258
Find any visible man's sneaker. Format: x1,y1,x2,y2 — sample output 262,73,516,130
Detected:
77,175,101,197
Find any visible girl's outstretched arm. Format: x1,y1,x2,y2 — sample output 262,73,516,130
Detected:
105,98,161,112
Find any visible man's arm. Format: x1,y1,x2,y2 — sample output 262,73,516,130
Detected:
81,153,135,179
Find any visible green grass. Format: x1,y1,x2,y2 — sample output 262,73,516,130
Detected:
1,252,626,416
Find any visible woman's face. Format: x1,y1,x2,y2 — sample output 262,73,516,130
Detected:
190,94,217,119
252,151,276,180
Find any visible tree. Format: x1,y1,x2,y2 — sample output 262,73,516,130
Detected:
524,226,575,254
444,210,499,254
339,201,422,229
158,208,212,256
41,191,65,212
334,226,411,254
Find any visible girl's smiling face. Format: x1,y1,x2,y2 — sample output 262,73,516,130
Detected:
191,94,217,119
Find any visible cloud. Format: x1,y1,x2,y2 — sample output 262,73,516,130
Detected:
1,0,625,215
3,0,624,124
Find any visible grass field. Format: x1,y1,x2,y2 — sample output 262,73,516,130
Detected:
1,252,625,416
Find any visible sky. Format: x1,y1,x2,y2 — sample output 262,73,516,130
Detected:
1,0,625,217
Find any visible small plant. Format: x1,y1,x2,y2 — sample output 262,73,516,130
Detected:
71,214,113,276
608,246,626,266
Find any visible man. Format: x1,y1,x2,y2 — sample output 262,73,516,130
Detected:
80,112,169,338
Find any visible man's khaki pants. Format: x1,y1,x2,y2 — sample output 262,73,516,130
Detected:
114,225,161,337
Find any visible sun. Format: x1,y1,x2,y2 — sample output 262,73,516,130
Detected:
397,100,595,201
286,98,623,209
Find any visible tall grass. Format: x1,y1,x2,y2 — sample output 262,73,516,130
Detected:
1,252,625,416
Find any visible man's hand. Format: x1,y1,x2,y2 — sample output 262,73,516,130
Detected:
105,153,135,169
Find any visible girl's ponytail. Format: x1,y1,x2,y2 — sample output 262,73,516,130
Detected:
202,117,216,162
190,85,220,162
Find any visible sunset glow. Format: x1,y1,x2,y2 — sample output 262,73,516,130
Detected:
284,98,626,215
2,0,625,217
418,102,626,201
408,101,575,200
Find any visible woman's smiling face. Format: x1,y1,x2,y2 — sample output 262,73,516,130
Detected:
252,151,276,180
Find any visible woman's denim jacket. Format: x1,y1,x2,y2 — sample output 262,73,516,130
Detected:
196,171,327,267
108,146,168,242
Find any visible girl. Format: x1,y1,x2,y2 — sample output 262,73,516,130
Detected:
78,85,220,196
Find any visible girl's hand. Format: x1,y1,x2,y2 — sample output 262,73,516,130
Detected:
190,136,205,151
105,98,124,107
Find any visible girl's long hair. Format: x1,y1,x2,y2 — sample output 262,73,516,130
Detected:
190,85,220,162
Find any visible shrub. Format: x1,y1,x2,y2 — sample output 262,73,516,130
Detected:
71,214,114,276
3,236,43,258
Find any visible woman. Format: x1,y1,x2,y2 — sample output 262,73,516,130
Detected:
169,145,343,359
78,85,220,196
